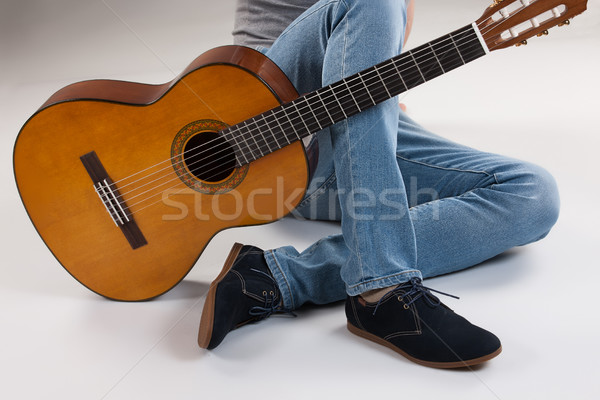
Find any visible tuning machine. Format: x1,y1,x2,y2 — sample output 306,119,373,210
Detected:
515,40,528,47
558,20,571,27
536,30,549,37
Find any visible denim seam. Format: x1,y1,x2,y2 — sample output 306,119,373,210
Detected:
303,235,332,257
409,174,502,212
395,153,494,177
347,269,421,290
395,153,501,211
297,172,337,209
338,0,366,280
490,173,501,189
409,186,488,212
264,249,296,310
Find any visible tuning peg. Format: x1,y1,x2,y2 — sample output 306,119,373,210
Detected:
536,30,549,37
516,40,528,47
558,20,570,27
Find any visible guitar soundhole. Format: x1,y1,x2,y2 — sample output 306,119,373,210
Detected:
183,132,236,183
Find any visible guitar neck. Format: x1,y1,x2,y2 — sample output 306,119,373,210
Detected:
225,23,488,166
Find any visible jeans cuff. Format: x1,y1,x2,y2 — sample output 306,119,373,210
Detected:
263,249,296,310
346,269,423,297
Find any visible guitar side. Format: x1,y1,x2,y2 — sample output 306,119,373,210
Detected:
13,46,310,301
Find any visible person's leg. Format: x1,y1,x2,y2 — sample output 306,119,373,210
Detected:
262,0,421,309
394,111,560,277
266,110,560,309
199,0,557,362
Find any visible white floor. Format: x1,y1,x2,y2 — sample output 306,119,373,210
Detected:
1,1,599,399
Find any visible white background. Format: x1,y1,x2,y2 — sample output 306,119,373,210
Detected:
1,1,599,399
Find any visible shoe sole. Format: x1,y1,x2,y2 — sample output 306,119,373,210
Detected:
197,242,244,349
347,321,502,369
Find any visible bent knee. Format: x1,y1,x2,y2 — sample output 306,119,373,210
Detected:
503,162,560,241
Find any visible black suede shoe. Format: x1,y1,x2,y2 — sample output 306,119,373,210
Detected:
198,243,291,349
346,278,502,368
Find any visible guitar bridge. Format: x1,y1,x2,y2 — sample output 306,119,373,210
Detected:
80,151,147,249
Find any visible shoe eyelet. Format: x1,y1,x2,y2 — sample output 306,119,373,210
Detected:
269,291,274,296
397,296,403,302
403,304,410,310
262,291,267,296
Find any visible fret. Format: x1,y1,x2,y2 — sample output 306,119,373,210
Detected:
240,121,262,158
390,57,408,92
376,60,405,97
319,85,346,123
292,101,312,133
296,96,321,132
280,103,301,142
428,43,445,73
315,90,335,126
357,72,376,106
224,129,250,165
330,86,348,119
279,109,293,145
232,126,254,164
418,47,445,82
260,110,283,147
451,26,485,64
258,113,281,149
374,65,392,98
289,105,308,140
251,117,273,153
344,73,376,113
410,52,426,83
431,34,465,73
448,32,466,65
398,55,425,90
262,109,285,149
358,66,391,105
303,93,324,130
343,79,362,113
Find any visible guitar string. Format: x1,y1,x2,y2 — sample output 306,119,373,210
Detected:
118,17,514,212
112,7,519,204
172,9,544,185
105,9,543,215
122,33,494,213
126,18,544,216
119,34,485,209
125,23,538,217
107,9,515,193
124,43,488,214
111,34,483,214
112,26,483,199
113,28,485,206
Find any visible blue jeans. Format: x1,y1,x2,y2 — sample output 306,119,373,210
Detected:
258,0,560,310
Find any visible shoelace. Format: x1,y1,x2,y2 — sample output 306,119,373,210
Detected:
248,268,296,318
372,277,459,315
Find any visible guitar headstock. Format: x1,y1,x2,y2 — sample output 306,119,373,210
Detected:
476,0,588,50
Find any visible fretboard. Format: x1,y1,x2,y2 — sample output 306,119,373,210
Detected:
224,23,487,166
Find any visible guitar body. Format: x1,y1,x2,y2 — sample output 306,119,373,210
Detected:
14,0,589,301
14,46,310,301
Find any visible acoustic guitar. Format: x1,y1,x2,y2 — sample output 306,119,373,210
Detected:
13,0,587,301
